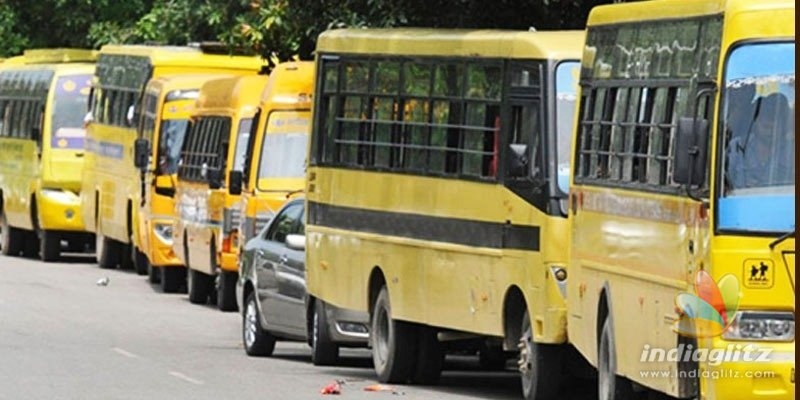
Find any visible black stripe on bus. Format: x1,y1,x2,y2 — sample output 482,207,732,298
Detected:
307,201,540,251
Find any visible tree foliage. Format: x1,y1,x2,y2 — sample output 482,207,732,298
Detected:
0,0,618,60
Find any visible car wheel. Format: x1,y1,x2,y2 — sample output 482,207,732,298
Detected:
216,271,238,312
311,298,339,366
242,291,275,356
598,316,635,400
372,286,418,383
519,310,562,400
188,268,212,304
39,230,61,262
1,211,24,256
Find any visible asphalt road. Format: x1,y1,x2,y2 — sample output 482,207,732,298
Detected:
0,252,596,400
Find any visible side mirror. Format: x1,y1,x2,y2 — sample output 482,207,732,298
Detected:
285,234,305,251
31,127,41,142
134,138,150,170
207,168,223,190
228,170,243,196
508,144,529,178
154,174,175,197
673,117,709,186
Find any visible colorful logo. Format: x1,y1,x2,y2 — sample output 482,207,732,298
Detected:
674,270,741,338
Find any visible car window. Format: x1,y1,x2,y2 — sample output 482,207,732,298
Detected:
264,202,303,243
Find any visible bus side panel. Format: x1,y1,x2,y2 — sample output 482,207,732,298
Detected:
568,186,707,395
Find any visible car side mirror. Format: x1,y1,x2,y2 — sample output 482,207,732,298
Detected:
673,117,709,186
285,234,305,251
153,174,175,197
134,138,150,170
228,170,243,196
207,168,223,190
508,144,529,178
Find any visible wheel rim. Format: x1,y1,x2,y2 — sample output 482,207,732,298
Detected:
244,299,258,348
519,315,534,393
373,305,390,368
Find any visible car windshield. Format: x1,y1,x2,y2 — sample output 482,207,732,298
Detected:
718,41,795,233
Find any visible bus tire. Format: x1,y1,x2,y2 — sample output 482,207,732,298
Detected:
96,230,120,269
412,325,443,385
1,211,24,256
311,298,339,366
39,230,61,262
371,286,418,383
216,270,238,312
133,247,149,276
519,311,562,400
148,263,160,284
161,267,184,293
188,268,212,304
598,316,635,400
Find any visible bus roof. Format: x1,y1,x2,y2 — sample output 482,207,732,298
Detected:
98,44,266,71
260,61,314,108
22,48,97,64
316,29,584,60
146,74,235,95
587,0,793,26
195,74,268,115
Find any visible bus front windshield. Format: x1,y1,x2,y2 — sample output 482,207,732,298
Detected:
51,74,92,149
256,111,309,190
719,42,795,233
555,61,579,194
157,119,189,174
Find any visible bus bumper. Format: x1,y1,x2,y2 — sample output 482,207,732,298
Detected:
37,189,86,231
702,339,794,399
148,219,182,267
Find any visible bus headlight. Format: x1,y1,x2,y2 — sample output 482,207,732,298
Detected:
153,223,174,245
723,311,794,342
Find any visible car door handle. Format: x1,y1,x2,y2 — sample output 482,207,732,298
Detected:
279,254,289,264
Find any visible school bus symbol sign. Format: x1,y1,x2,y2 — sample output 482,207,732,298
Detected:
743,258,774,289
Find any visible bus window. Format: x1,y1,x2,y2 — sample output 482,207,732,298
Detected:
233,118,253,172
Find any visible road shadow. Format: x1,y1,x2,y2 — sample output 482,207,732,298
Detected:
58,253,98,264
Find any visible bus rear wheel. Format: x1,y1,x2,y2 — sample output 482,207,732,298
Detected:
519,311,562,400
96,231,120,269
371,286,418,383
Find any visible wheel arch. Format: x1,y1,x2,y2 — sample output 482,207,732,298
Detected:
367,266,386,315
501,285,527,350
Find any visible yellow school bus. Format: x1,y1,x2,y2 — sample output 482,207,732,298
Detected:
81,44,267,273
237,61,313,250
134,74,233,290
174,74,268,309
305,29,583,396
567,1,794,399
0,48,95,261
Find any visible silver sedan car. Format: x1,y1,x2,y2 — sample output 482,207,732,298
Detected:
236,197,369,365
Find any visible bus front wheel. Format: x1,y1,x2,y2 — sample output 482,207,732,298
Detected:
371,286,418,383
519,311,562,400
1,211,24,256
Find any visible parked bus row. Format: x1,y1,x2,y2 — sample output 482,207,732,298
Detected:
0,0,793,399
